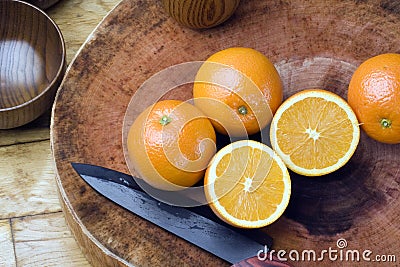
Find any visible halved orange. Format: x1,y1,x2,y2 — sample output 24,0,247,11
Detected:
270,89,360,176
204,140,291,228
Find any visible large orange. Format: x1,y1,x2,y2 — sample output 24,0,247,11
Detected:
193,47,283,137
126,100,216,191
348,53,400,144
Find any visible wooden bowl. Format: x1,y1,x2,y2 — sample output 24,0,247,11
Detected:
51,0,400,266
0,0,66,129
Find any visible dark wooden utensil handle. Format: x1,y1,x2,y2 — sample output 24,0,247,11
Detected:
232,255,293,267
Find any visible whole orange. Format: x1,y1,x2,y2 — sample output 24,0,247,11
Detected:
348,53,400,144
126,100,216,191
193,47,283,137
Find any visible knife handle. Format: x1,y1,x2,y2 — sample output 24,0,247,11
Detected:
232,255,294,267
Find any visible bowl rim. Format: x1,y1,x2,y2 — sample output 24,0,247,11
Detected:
0,0,66,112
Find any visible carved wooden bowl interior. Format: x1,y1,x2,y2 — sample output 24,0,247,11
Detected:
51,0,400,266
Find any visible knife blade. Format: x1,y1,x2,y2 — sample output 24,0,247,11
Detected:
71,163,273,245
72,163,292,267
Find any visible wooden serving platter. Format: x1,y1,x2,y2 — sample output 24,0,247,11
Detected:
51,0,400,266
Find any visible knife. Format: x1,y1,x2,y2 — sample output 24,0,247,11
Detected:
72,163,293,267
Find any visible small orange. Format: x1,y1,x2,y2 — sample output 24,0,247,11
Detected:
193,47,283,137
204,140,291,229
126,100,216,191
270,89,360,176
348,53,400,144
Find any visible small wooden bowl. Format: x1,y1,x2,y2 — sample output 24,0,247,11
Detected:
0,0,66,129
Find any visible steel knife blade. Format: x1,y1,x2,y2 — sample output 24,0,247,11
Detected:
72,163,292,267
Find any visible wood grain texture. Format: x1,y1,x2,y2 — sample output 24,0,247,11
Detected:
0,128,49,147
162,0,240,28
0,141,61,219
25,0,61,10
51,0,400,266
47,0,120,63
12,212,90,266
0,219,16,267
0,1,65,129
0,110,50,147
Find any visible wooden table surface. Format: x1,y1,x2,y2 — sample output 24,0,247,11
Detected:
0,0,120,266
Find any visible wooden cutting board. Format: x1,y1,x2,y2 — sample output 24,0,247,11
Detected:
51,0,400,266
